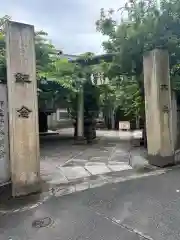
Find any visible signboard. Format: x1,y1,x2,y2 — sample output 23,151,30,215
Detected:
119,121,130,130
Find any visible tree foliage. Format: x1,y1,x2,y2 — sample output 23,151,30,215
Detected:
97,0,180,75
0,16,76,111
0,15,57,82
96,0,180,117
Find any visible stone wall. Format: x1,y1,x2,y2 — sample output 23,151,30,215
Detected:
47,109,73,130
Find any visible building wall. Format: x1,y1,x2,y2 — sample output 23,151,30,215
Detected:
48,108,73,130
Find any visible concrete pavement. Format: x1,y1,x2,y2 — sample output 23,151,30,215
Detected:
1,167,180,239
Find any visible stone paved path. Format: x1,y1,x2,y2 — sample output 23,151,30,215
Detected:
40,129,159,197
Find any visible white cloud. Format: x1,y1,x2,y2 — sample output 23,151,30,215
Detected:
0,0,125,54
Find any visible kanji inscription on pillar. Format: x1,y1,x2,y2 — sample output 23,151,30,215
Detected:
162,105,169,113
0,84,10,184
15,73,31,83
17,106,32,118
160,84,168,90
0,101,5,164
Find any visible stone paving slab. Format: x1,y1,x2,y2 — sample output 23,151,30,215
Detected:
46,174,68,185
90,156,109,161
63,159,88,167
51,186,76,197
89,178,108,189
75,181,90,192
110,155,130,162
85,162,106,166
59,166,90,180
85,165,111,175
108,163,132,172
115,149,129,153
130,155,149,168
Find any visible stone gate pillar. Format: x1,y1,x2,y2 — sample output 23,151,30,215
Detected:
143,49,174,167
6,21,40,196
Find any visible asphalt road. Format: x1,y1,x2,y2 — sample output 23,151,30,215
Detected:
1,167,180,240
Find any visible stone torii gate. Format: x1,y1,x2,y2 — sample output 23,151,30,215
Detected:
0,21,177,197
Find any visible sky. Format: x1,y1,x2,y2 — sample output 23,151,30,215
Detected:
0,0,125,55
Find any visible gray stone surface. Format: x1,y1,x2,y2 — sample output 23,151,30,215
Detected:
108,163,132,172
75,182,90,192
59,166,90,180
39,129,150,193
46,172,68,185
51,186,76,197
1,168,180,239
85,165,111,175
85,162,106,166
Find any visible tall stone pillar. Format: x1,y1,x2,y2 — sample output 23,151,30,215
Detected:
6,21,40,196
143,49,174,167
77,87,84,139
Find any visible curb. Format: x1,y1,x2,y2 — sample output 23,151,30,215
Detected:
0,168,167,215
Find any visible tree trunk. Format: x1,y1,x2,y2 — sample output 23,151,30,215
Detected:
84,119,96,143
39,111,48,133
74,119,96,142
142,125,147,148
135,115,140,129
73,120,77,137
77,88,84,138
104,108,113,130
136,74,147,148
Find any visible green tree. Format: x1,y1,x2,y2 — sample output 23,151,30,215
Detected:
0,16,70,111
96,0,180,126
0,15,10,82
0,16,57,82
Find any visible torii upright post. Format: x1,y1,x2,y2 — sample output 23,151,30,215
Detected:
6,21,40,196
